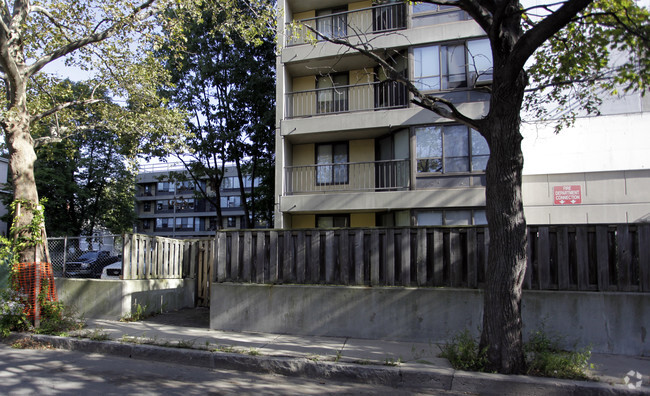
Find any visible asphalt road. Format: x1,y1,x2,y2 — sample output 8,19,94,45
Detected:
0,343,473,396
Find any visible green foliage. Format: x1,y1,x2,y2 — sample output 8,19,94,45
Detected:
525,330,593,380
120,302,150,322
441,328,593,379
525,0,650,130
0,289,30,337
156,1,276,227
33,83,138,236
440,330,489,372
33,280,84,336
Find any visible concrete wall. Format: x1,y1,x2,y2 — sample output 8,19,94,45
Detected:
210,283,650,356
56,278,196,320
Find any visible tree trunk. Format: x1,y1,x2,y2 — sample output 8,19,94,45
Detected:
5,106,44,263
234,157,251,229
479,73,528,374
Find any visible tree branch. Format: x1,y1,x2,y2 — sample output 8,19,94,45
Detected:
304,25,481,130
509,0,593,76
30,98,103,123
25,0,156,79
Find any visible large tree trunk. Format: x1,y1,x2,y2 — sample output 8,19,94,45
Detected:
479,71,529,374
5,106,45,263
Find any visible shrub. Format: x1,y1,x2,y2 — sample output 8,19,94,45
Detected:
0,288,30,337
439,329,488,372
525,330,592,380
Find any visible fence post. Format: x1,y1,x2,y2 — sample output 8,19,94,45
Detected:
62,236,68,277
216,232,227,282
354,229,364,285
638,224,650,292
400,228,410,287
416,228,427,287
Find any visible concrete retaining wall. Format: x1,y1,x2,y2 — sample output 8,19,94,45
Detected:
210,283,650,356
56,278,196,320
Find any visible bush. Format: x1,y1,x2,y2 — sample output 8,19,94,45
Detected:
525,330,592,380
439,329,488,372
0,288,30,337
440,328,593,380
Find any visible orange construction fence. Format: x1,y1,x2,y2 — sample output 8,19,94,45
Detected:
14,262,57,321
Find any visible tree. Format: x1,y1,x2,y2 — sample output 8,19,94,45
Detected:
0,0,274,261
34,82,137,237
307,0,648,373
158,2,275,229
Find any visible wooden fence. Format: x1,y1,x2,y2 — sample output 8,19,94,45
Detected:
122,234,215,306
214,224,650,292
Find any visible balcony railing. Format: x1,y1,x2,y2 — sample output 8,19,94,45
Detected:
286,80,408,118
285,159,410,195
286,2,406,46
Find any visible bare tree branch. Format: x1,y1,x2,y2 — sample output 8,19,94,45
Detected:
304,24,482,130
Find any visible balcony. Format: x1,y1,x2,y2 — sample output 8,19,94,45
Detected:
286,80,407,118
285,159,410,195
286,3,406,47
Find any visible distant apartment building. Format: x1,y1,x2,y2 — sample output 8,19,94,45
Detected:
275,1,650,228
134,163,259,237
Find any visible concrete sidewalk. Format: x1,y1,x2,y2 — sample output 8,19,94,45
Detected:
10,308,650,395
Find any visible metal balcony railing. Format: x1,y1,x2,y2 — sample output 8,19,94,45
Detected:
286,80,408,118
285,159,410,195
286,2,406,46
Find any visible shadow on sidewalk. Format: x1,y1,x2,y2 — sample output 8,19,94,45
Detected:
143,307,210,328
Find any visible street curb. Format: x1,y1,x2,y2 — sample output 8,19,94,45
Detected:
5,333,648,395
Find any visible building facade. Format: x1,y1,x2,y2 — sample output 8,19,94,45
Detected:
275,1,650,228
135,163,258,237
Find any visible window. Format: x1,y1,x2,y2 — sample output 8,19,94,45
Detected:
142,185,152,196
155,217,173,230
175,181,195,192
222,177,240,190
143,202,151,212
317,215,349,228
220,196,241,208
413,39,492,91
156,182,174,194
227,217,237,228
175,217,194,230
373,1,406,32
416,209,487,226
316,143,348,185
316,7,347,39
411,2,468,27
317,74,348,114
142,220,150,229
415,125,489,173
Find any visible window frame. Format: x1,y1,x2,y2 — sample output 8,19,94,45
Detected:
316,214,350,228
412,38,492,93
316,73,349,114
415,208,488,226
414,124,489,175
315,142,349,186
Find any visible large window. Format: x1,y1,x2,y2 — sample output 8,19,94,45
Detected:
316,143,348,185
317,214,349,228
316,7,347,39
317,74,349,114
156,181,174,194
155,217,173,230
220,195,241,208
416,125,489,174
413,39,492,91
175,217,194,231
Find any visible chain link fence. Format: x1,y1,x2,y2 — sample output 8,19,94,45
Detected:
48,235,123,278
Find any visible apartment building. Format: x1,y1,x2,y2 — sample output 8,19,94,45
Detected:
135,163,259,237
275,1,650,228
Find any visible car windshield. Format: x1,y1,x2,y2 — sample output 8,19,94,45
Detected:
78,252,100,260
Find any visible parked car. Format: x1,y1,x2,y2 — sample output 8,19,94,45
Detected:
63,250,120,278
101,261,123,280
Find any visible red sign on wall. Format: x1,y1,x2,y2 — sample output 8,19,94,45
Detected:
553,185,582,205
